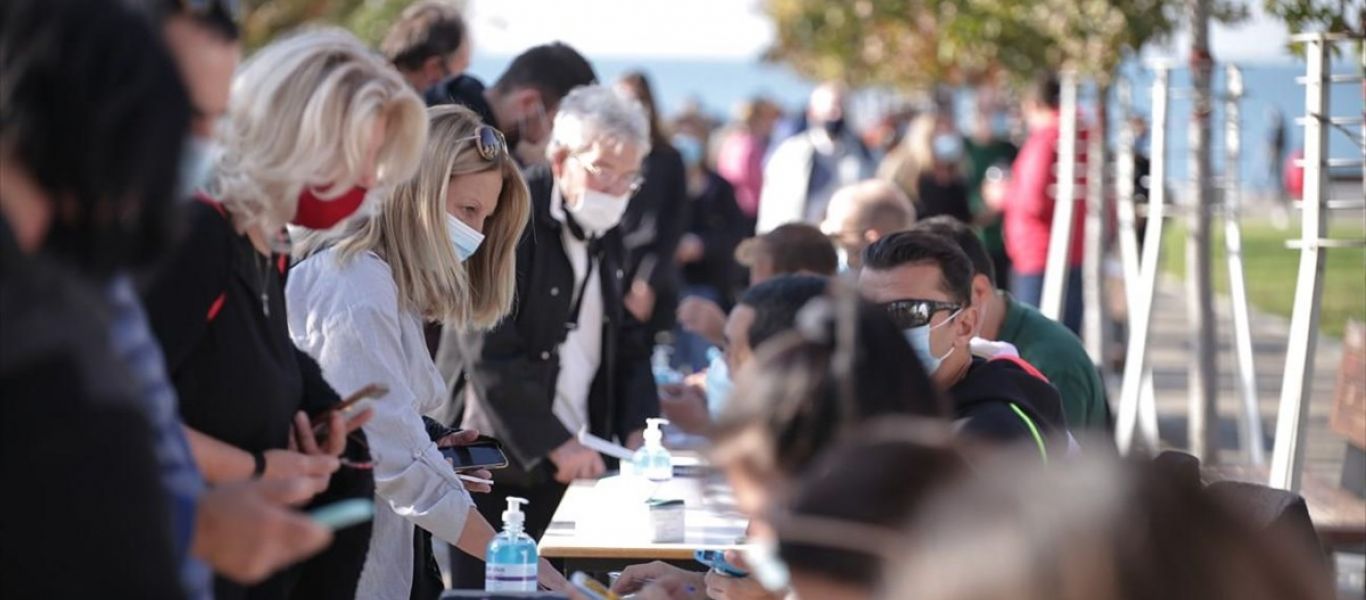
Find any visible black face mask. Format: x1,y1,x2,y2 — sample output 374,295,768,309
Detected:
821,118,846,137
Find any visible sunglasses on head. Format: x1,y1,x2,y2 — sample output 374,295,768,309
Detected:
457,125,508,162
881,298,962,329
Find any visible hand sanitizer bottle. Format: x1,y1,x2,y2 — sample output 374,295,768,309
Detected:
632,418,673,482
485,497,537,592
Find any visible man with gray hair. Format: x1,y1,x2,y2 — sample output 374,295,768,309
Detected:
453,84,660,588
821,179,918,270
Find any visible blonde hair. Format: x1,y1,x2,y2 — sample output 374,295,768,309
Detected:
209,28,427,232
296,105,530,329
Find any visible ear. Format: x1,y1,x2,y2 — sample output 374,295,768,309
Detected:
863,229,882,244
548,146,568,180
956,304,979,342
971,274,993,308
511,87,542,112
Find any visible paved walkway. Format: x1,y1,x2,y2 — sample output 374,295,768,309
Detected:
1140,275,1355,493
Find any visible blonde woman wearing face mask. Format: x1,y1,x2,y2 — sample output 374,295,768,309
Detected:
287,106,568,598
141,28,426,598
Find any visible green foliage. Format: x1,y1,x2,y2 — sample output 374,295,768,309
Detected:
241,0,418,52
1263,0,1364,57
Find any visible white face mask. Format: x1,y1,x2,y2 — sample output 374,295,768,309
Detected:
566,187,630,234
741,539,791,592
445,213,484,262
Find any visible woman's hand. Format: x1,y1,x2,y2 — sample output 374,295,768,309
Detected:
192,478,333,584
704,552,781,600
261,449,338,486
537,558,570,592
438,428,493,493
612,561,708,600
290,408,372,457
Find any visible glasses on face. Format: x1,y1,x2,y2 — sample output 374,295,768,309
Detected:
455,125,508,162
571,154,644,194
177,0,242,21
881,298,963,330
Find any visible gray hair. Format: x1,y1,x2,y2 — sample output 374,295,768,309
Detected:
547,84,651,157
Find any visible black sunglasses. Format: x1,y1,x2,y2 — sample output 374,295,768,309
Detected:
881,299,962,330
459,125,508,162
177,0,241,21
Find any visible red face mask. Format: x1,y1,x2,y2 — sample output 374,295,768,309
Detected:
291,185,368,229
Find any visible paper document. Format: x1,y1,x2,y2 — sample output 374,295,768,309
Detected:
577,426,636,461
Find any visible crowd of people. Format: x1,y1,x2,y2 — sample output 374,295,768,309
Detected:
0,1,1336,599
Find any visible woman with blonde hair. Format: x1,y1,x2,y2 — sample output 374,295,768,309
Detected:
287,105,566,598
141,27,427,598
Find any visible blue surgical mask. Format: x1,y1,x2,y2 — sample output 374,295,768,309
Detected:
903,309,961,374
672,135,703,168
932,133,964,163
446,213,485,262
704,350,733,418
176,135,220,201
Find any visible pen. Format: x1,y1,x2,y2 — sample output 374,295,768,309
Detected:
457,473,494,486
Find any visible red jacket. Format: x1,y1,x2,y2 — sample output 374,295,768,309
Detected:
1003,114,1087,274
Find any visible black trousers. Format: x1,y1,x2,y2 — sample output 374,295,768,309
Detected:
449,470,568,589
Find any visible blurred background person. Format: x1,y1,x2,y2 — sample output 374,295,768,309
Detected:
878,111,936,208
716,97,782,234
678,223,837,349
670,131,747,372
453,85,659,589
616,71,689,343
757,82,875,233
381,0,471,92
425,42,597,167
995,73,1086,334
142,29,423,599
914,117,971,223
820,179,917,271
963,89,1019,290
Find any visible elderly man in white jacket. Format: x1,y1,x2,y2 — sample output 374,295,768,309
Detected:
755,82,875,233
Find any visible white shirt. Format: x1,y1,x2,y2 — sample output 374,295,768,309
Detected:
756,129,875,233
548,187,604,434
286,248,473,600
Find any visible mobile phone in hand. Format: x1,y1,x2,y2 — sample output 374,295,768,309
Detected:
439,437,509,471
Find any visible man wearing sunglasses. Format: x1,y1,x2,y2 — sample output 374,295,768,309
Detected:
859,231,1070,460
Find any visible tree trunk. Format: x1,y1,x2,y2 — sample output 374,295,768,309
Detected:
1186,0,1219,463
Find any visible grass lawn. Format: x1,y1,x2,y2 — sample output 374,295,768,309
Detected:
1159,214,1366,339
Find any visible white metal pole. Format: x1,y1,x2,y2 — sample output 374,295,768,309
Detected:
1269,37,1330,491
1083,82,1110,366
1115,79,1142,293
1040,72,1080,322
1186,0,1219,463
1223,64,1266,466
1117,66,1169,455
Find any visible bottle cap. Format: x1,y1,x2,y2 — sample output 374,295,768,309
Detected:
502,496,529,529
643,417,670,445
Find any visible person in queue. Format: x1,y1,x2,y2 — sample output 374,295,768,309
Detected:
382,0,471,92
715,97,782,233
858,231,1071,460
677,223,837,348
141,28,428,598
757,82,876,233
452,85,659,588
912,216,1111,432
424,41,597,166
613,288,947,599
0,0,331,594
287,106,570,598
662,275,830,434
615,71,689,342
819,179,917,271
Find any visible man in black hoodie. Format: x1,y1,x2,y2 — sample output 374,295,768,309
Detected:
859,231,1070,460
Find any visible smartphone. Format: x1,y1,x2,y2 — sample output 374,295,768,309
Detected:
311,384,388,434
439,436,509,472
309,498,374,531
694,549,748,578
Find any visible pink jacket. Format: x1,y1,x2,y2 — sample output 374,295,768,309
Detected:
716,131,765,219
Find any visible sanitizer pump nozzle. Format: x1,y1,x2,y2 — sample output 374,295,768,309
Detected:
501,497,528,534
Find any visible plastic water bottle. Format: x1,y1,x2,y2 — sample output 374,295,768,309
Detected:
652,344,683,389
485,497,537,592
632,418,674,482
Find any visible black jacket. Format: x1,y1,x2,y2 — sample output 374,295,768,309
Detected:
620,144,688,335
951,357,1070,458
465,166,658,480
424,74,499,133
0,220,184,599
680,170,746,303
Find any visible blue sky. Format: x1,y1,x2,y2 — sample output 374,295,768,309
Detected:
465,0,1310,65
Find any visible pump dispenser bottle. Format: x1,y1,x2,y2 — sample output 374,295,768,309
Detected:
632,418,674,482
485,497,537,591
